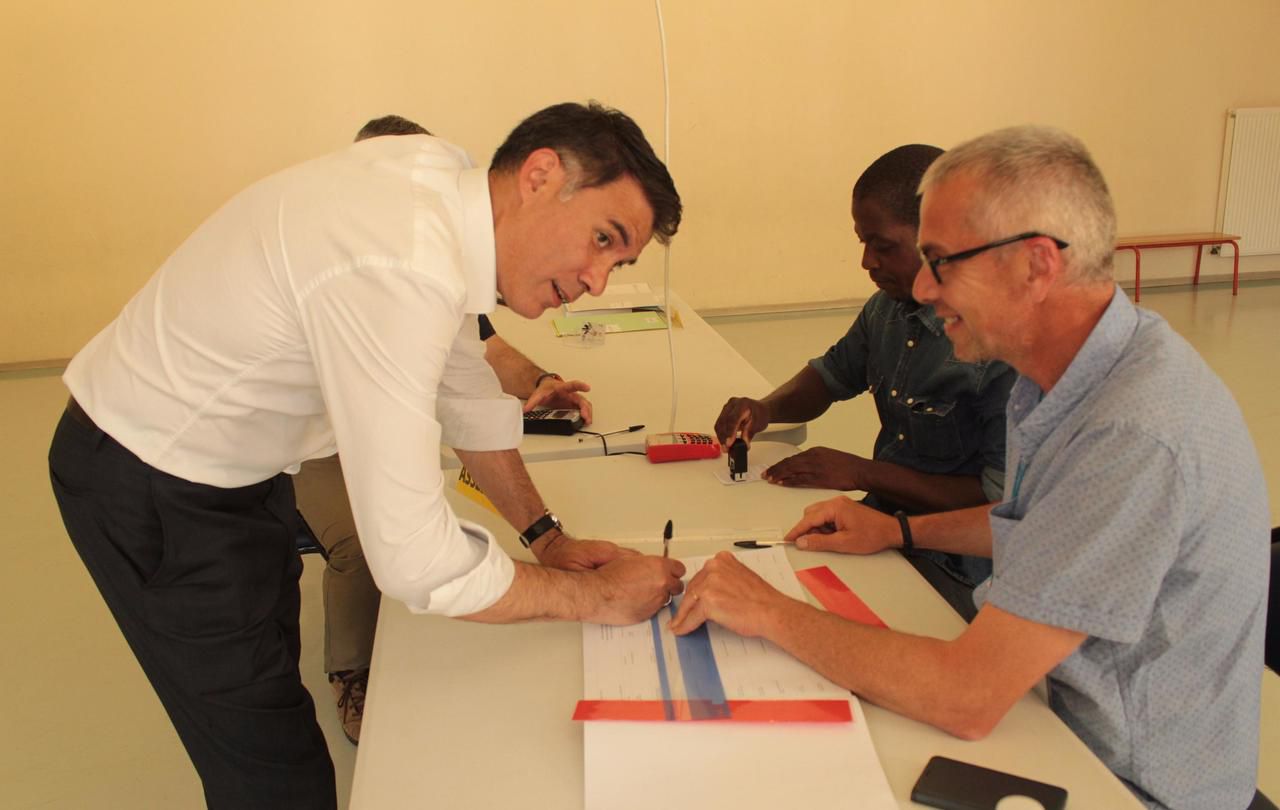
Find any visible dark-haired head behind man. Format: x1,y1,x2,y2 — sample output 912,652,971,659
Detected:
355,114,432,141
50,101,683,807
714,143,1015,618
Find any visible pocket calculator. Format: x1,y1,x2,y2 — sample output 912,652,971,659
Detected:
523,408,585,436
644,432,722,463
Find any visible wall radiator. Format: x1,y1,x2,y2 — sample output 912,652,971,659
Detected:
1216,107,1280,256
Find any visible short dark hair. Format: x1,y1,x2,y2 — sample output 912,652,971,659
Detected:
490,102,681,245
853,144,944,227
355,115,432,142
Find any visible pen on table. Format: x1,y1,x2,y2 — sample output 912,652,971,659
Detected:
735,522,836,549
733,539,786,549
662,519,673,558
577,424,645,442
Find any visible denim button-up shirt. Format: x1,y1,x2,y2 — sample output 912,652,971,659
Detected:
810,291,1015,500
809,292,1015,586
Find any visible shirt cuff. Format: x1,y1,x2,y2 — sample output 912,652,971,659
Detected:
981,466,1006,502
808,356,854,399
409,518,517,617
438,395,522,451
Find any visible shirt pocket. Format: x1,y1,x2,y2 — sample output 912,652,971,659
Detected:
905,399,964,460
866,358,883,396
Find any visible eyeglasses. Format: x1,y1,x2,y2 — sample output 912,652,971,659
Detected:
924,231,1069,285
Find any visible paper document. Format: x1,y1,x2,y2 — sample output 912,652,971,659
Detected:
708,441,801,485
582,547,845,704
566,281,661,313
581,546,896,810
552,310,668,337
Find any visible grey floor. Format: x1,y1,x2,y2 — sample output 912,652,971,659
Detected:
3,280,1277,808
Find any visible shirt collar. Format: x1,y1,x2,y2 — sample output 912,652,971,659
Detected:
915,304,945,336
458,167,497,314
896,297,945,336
1010,285,1137,435
1048,285,1137,400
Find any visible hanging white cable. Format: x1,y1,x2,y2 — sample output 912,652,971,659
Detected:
654,0,678,432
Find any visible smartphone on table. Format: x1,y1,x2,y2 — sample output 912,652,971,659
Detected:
910,756,1067,810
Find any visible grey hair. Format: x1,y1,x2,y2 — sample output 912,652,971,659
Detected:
920,126,1116,283
557,154,584,201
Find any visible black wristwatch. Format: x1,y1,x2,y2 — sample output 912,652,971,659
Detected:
519,510,563,548
894,510,915,552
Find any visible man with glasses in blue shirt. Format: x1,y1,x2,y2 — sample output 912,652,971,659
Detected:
680,125,1268,810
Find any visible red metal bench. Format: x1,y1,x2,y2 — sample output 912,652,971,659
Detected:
1115,232,1241,302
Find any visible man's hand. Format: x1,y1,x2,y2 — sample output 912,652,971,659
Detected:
783,496,900,555
533,531,636,571
714,397,770,446
524,378,594,425
582,555,687,625
763,446,868,490
668,551,796,638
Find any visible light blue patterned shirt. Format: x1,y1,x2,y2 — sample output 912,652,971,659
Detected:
975,286,1269,809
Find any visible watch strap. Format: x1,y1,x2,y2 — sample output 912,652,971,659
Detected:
519,511,562,548
533,372,563,389
894,510,914,552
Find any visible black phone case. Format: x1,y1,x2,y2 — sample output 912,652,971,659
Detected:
910,756,1068,810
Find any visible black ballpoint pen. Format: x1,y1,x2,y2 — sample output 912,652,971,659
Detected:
577,424,646,442
662,519,673,558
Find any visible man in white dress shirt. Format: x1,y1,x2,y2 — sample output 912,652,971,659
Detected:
294,114,604,747
48,102,683,809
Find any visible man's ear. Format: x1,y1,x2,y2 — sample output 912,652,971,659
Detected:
1025,236,1065,303
517,148,565,202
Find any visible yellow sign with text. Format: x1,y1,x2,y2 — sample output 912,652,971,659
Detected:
455,466,499,515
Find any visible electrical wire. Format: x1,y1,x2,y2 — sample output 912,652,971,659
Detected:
654,0,678,432
576,424,646,457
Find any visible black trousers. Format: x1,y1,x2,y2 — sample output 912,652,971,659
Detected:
48,408,336,810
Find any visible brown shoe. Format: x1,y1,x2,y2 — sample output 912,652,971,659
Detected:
329,669,368,745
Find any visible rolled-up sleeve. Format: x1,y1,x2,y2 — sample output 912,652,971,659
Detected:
298,263,514,616
808,310,871,401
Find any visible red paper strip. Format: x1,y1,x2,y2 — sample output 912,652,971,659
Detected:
796,566,888,628
573,699,852,723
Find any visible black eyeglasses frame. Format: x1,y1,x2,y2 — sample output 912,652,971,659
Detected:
925,231,1070,284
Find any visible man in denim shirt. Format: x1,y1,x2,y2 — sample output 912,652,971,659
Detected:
715,145,1014,616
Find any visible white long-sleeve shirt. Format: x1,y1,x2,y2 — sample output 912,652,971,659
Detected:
64,134,520,616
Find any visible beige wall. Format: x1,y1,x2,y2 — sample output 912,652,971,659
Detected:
3,0,1279,363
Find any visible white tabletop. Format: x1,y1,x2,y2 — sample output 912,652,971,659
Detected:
440,292,804,467
351,452,1141,809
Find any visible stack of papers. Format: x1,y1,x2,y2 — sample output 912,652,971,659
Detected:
580,546,896,810
567,282,662,313
553,282,674,337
